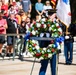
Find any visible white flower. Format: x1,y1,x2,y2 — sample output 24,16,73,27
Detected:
36,30,38,33
36,20,40,22
41,50,45,54
36,40,39,44
32,30,36,35
32,40,36,43
54,29,57,31
35,45,40,50
52,34,58,37
47,49,51,52
48,54,52,58
56,23,59,26
48,44,52,47
36,30,38,35
41,18,46,22
44,24,46,28
58,28,62,32
29,45,32,47
49,27,52,31
43,48,46,51
33,47,35,50
41,21,44,24
51,25,54,27
36,23,41,27
40,57,44,60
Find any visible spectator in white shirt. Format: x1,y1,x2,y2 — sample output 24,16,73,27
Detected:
43,0,52,17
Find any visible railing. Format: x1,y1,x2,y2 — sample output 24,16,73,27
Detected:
0,34,25,60
0,34,76,61
0,34,55,60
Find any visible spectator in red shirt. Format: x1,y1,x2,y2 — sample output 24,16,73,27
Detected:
1,0,8,17
0,12,7,56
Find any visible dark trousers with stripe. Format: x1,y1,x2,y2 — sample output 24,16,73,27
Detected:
39,54,56,75
64,41,73,64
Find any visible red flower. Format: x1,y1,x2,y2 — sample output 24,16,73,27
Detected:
57,26,60,28
41,24,44,28
51,49,55,52
58,32,62,35
35,53,42,57
59,42,62,44
33,44,37,47
47,24,50,27
34,22,36,25
50,40,54,44
34,27,38,30
30,33,32,36
44,54,48,57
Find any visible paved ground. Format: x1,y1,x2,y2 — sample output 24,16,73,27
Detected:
0,54,76,75
0,37,76,75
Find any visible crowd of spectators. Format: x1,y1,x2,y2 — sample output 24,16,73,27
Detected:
0,0,53,59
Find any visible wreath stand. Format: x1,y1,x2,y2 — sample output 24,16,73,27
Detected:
30,57,36,75
29,37,59,75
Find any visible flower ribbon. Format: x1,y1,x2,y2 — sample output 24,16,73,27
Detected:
24,32,30,40
55,36,64,48
55,36,64,43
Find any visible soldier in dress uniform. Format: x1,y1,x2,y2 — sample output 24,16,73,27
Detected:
64,24,74,65
38,9,59,75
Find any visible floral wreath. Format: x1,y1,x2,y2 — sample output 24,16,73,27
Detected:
25,19,64,59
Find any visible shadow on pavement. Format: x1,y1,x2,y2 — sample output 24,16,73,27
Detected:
58,62,76,65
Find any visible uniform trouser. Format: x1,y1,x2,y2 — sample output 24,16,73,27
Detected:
39,54,56,75
64,41,73,63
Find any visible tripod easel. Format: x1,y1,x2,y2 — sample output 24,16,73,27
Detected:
29,37,59,75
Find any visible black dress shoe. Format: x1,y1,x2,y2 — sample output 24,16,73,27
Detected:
64,61,72,65
19,55,24,61
68,62,72,65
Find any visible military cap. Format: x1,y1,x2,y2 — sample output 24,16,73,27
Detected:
48,9,57,15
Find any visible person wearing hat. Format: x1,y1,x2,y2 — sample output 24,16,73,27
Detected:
38,9,60,75
64,25,74,65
